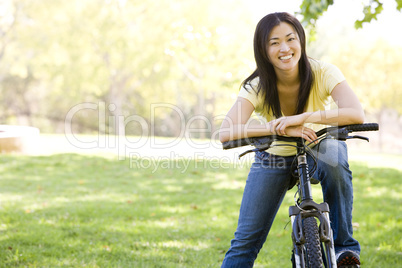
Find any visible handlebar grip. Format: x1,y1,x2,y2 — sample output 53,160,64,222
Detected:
345,123,379,132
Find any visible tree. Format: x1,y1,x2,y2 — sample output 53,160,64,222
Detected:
0,0,255,138
0,0,176,134
160,0,254,138
0,0,17,62
299,0,402,29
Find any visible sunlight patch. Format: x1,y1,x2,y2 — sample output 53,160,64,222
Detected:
161,240,209,251
213,179,245,190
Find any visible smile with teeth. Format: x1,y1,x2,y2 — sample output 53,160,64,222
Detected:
279,54,293,60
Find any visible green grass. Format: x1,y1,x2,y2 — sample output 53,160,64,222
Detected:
0,153,401,267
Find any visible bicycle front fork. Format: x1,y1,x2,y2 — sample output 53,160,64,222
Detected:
290,208,337,268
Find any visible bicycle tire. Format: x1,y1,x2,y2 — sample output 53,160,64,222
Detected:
303,217,324,268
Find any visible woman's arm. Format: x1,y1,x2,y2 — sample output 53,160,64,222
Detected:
219,97,318,143
274,80,365,135
219,97,271,143
305,80,365,125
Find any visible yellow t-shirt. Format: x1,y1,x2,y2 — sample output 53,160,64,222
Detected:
238,59,346,156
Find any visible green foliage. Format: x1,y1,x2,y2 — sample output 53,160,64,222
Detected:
300,0,402,29
0,153,401,267
355,0,384,29
299,0,334,27
1,0,401,137
0,0,253,136
298,0,334,41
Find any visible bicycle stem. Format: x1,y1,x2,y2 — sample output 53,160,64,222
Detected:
297,154,313,202
296,140,313,202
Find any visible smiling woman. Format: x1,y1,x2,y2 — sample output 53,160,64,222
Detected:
219,12,365,268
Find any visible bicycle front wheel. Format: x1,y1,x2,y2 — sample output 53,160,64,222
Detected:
303,216,324,268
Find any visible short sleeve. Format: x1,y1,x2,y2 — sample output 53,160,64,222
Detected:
237,78,260,108
320,61,346,94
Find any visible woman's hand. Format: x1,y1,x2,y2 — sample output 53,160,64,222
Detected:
283,126,318,144
270,114,307,135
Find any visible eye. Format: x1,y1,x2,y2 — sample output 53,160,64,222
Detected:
288,37,296,42
270,41,279,46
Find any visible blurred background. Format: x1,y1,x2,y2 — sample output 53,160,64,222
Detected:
0,0,401,154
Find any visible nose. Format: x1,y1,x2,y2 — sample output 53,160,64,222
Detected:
280,42,290,52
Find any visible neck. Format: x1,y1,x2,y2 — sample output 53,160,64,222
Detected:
276,68,300,88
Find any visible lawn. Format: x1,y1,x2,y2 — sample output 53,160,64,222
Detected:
0,153,401,267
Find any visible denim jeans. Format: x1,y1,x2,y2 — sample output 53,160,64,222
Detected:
221,139,360,268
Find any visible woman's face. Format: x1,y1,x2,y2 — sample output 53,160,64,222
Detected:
266,22,301,74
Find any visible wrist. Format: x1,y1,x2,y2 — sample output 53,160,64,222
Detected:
301,112,313,123
265,121,275,134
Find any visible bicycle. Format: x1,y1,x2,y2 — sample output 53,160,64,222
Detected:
222,123,379,268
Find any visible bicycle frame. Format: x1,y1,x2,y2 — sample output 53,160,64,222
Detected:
290,138,336,268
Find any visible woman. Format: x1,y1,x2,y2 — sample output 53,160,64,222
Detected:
219,12,364,267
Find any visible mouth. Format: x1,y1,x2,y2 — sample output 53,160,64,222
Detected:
279,54,293,60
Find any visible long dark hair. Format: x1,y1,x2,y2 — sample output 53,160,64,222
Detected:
242,12,313,118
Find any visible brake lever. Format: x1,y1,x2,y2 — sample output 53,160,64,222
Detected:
328,128,369,142
238,148,257,159
328,128,349,141
346,135,369,142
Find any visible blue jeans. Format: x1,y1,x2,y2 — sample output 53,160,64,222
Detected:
221,139,360,267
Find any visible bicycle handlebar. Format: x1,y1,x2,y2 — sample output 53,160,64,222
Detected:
222,123,379,150
315,123,379,137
